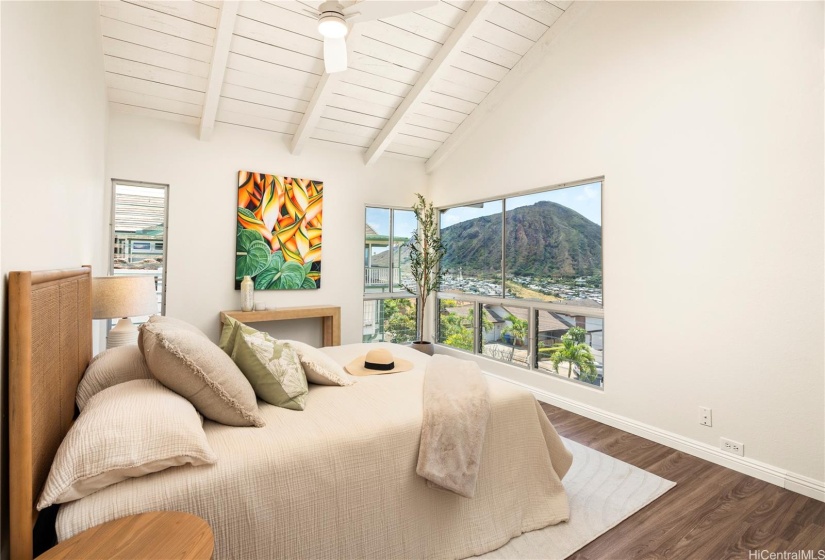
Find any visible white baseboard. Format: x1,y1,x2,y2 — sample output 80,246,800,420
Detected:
484,371,825,502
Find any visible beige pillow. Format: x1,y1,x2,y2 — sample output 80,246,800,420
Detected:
138,314,208,353
141,322,265,427
282,340,356,386
232,333,308,410
77,346,153,410
38,379,217,509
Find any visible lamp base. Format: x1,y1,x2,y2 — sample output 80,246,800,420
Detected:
107,317,139,349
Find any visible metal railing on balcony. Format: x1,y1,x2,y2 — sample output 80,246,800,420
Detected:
364,267,401,287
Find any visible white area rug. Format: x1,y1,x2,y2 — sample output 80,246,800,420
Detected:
474,437,676,560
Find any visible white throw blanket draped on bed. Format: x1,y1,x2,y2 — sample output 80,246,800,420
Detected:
417,355,490,498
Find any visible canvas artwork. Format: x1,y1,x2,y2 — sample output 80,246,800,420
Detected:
236,170,322,290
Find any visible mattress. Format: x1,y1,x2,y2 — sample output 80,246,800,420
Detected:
56,343,572,560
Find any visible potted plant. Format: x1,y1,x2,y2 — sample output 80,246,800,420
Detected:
404,193,446,355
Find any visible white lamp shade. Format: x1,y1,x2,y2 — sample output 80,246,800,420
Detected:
318,15,347,38
92,276,158,319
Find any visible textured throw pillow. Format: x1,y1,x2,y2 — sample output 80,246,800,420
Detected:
283,339,356,386
138,314,208,353
232,332,308,411
76,346,153,410
38,379,217,509
141,322,265,427
219,315,258,355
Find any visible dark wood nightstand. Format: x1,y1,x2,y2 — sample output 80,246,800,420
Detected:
36,511,214,560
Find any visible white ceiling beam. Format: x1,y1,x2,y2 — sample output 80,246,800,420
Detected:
290,27,364,155
425,1,591,173
363,0,499,166
199,1,239,141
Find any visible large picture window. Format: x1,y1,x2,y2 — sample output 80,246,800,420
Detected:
437,179,604,388
363,206,418,343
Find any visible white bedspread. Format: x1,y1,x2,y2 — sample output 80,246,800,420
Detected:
56,343,572,560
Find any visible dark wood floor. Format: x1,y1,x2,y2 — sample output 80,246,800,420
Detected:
540,403,825,560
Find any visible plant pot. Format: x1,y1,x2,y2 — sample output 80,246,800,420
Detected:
410,341,434,355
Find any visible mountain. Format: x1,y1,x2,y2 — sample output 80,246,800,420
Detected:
440,201,601,278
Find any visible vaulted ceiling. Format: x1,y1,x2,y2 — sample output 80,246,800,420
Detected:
100,0,573,170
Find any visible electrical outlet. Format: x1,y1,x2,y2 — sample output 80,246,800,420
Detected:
721,437,744,456
699,406,712,427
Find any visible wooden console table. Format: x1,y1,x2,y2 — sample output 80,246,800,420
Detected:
220,305,341,346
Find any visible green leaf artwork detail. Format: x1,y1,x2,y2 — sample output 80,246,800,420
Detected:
279,261,306,290
301,277,316,289
253,252,310,290
255,254,281,290
236,229,271,279
236,228,261,252
237,207,258,222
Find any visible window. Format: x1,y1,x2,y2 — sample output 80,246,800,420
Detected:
438,298,475,351
437,179,604,388
536,310,603,385
111,180,168,320
363,206,418,343
440,201,502,297
362,298,417,343
481,304,530,367
364,207,416,293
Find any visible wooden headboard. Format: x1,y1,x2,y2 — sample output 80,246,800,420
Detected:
8,266,92,560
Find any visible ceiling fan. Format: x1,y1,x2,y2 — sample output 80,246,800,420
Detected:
308,0,437,73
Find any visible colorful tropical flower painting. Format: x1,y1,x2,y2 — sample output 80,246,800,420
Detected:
236,170,322,290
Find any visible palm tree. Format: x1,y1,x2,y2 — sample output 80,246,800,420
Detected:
502,314,528,346
548,328,598,380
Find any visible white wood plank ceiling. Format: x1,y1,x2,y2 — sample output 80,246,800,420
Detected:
100,0,574,169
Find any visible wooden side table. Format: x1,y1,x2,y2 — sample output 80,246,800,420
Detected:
221,305,341,346
37,511,213,560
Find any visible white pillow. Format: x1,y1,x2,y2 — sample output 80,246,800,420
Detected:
282,340,356,386
38,379,217,509
76,345,153,410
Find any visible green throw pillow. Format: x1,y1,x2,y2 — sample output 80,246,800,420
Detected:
219,316,258,354
231,331,308,411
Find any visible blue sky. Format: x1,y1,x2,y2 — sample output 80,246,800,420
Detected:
440,181,602,228
366,181,601,235
366,208,417,237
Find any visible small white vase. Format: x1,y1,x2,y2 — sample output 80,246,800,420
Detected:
240,276,254,311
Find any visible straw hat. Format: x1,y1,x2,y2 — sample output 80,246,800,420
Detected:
345,347,414,376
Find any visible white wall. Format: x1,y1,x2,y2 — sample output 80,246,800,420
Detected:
430,1,825,489
0,1,108,557
105,113,427,344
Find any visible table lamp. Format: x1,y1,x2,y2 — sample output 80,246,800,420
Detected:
93,276,159,348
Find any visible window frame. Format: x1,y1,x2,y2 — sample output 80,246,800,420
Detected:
363,204,417,299
109,178,170,315
434,176,605,389
362,204,419,344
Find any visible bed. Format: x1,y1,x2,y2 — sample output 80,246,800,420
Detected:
9,266,573,560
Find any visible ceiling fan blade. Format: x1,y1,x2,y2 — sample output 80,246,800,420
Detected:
324,36,348,73
342,0,437,23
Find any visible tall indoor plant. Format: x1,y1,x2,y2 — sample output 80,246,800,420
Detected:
405,193,446,355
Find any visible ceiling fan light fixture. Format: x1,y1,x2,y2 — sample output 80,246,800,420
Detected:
318,13,348,38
